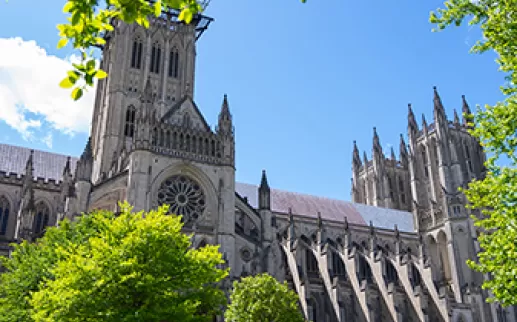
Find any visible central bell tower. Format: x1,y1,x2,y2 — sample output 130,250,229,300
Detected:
89,8,213,183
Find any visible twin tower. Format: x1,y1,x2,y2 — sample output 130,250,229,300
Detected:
351,87,486,232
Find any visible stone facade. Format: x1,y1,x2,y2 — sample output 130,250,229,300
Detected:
0,11,514,322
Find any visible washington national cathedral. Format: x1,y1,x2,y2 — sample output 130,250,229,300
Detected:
0,9,514,322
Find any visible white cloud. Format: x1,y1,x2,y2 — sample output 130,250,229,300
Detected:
42,132,53,149
0,37,96,144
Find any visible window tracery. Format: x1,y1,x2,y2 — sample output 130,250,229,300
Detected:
34,201,50,234
150,42,162,74
131,37,143,69
0,196,10,235
124,106,136,137
157,175,206,223
168,48,179,78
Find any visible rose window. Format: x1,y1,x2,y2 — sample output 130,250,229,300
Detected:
157,175,206,222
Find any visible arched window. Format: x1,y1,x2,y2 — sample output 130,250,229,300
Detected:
421,147,429,178
0,196,10,235
332,251,346,278
150,42,162,74
168,48,180,78
124,106,136,137
306,248,318,276
34,201,50,234
130,37,143,69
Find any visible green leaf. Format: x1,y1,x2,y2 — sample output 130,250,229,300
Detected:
178,8,193,24
71,87,83,100
59,77,75,89
57,38,68,49
95,69,108,79
154,0,162,16
62,1,73,13
86,59,96,72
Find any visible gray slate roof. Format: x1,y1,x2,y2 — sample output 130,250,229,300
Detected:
0,143,77,181
235,183,415,232
0,143,415,232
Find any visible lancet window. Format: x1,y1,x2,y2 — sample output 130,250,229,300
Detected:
124,106,136,138
150,42,162,74
168,49,179,78
0,196,10,235
130,37,143,69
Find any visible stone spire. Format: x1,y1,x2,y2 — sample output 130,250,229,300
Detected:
22,150,34,203
353,140,362,170
258,169,271,210
16,151,35,241
63,156,71,177
408,104,418,133
217,94,233,135
58,157,74,214
363,151,368,165
390,146,396,161
453,109,460,126
462,95,472,127
433,86,446,117
422,114,428,135
399,134,408,167
372,127,382,154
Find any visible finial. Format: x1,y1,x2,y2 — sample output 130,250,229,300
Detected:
63,156,71,176
81,137,93,160
353,141,361,167
394,224,400,239
453,109,460,125
259,169,269,190
343,216,349,231
390,146,396,161
433,85,445,115
369,221,375,235
317,212,323,229
373,127,381,153
408,103,418,131
422,113,428,128
462,94,472,126
363,151,368,163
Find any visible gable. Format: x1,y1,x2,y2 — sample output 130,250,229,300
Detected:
161,96,211,132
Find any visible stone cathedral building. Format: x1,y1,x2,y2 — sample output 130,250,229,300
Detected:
0,10,514,322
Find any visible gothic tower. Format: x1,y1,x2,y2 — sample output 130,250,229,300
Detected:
351,87,491,320
90,10,211,182
84,9,239,276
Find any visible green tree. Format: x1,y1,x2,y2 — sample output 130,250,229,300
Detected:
0,202,228,322
224,273,305,322
430,0,517,306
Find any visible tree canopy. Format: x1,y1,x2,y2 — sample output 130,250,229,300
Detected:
224,273,305,322
0,202,228,322
431,0,517,306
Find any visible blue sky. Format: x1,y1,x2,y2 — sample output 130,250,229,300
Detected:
0,0,506,200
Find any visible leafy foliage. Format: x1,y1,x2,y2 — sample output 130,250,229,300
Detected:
0,202,228,322
430,0,517,305
224,273,304,322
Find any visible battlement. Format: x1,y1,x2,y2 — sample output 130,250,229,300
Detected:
0,171,63,191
